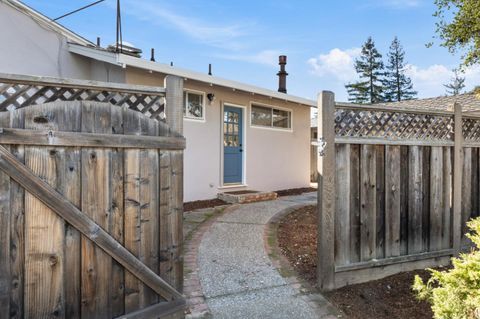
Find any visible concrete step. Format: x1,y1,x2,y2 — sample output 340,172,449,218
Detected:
218,190,277,204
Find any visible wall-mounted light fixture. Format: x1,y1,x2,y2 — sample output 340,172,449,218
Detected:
207,93,215,103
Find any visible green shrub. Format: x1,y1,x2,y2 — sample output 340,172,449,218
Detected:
412,217,480,319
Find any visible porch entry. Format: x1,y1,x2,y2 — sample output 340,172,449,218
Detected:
223,105,243,184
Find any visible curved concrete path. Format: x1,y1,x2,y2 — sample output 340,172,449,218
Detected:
197,193,338,319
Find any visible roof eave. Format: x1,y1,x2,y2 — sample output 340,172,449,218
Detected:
68,43,316,108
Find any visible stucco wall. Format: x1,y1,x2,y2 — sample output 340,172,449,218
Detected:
0,2,92,79
90,60,126,83
126,69,311,201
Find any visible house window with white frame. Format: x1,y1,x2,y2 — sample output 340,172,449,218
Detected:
251,104,291,129
184,91,205,120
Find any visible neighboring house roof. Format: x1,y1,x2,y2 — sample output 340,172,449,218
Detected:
2,0,93,46
68,43,316,108
376,92,480,113
311,93,480,128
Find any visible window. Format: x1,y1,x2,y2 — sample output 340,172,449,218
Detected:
223,111,240,147
184,91,205,120
251,104,291,129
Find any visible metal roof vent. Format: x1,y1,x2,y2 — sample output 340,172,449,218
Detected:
107,41,142,58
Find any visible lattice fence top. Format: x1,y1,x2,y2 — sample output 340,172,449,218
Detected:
335,107,455,141
0,74,166,121
462,118,480,142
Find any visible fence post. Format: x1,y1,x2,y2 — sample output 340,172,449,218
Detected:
165,76,184,134
164,75,184,291
317,91,336,291
452,102,463,254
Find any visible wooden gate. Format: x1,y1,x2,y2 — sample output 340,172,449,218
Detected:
0,75,186,318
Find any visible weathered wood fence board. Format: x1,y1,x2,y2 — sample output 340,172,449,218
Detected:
334,144,350,265
0,74,185,318
385,145,401,258
360,144,376,261
9,110,25,319
317,94,478,291
349,145,361,263
110,105,126,318
0,113,12,317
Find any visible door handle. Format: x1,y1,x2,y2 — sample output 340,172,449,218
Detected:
239,149,243,152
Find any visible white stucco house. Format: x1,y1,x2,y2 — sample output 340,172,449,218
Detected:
0,0,315,201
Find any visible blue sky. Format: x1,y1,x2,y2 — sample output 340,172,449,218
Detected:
22,0,480,101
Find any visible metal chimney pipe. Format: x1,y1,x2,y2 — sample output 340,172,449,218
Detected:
208,64,212,76
150,48,155,62
277,55,288,93
96,37,101,47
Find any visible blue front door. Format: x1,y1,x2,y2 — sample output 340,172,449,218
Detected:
223,106,243,184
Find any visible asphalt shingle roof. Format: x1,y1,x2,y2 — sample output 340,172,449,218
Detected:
311,93,480,128
376,92,480,112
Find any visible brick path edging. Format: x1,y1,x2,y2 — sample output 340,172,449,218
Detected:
264,204,344,319
183,205,239,319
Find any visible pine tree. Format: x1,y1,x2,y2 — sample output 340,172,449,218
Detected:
345,37,385,104
384,37,417,102
444,69,466,95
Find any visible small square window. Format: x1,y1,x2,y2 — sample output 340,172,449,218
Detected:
184,91,205,120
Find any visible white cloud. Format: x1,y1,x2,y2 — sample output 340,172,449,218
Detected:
307,48,361,82
118,0,251,51
366,0,422,9
106,1,284,66
406,64,480,97
384,0,421,7
463,66,480,88
404,64,451,97
216,50,282,66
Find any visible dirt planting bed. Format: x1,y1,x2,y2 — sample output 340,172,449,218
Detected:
277,205,436,319
274,187,317,197
183,198,228,212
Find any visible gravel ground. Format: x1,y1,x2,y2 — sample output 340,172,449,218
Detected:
196,194,338,319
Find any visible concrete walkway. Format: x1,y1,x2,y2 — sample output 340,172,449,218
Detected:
197,193,339,319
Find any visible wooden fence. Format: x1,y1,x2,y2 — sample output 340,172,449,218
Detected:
316,91,479,291
0,74,186,318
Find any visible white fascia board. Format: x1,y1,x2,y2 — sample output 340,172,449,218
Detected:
68,44,316,108
69,43,123,66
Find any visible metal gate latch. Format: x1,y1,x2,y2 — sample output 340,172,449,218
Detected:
311,138,327,157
